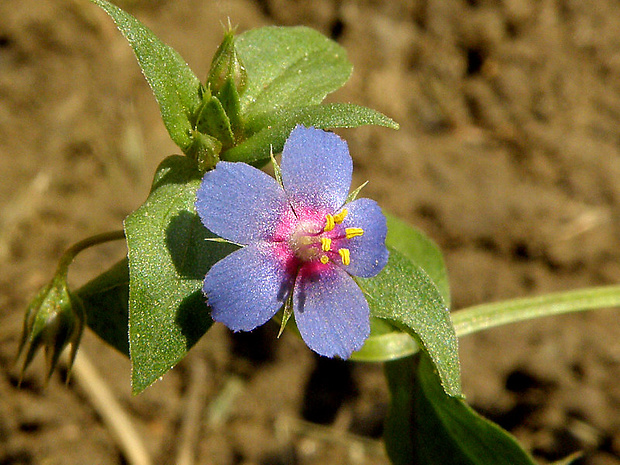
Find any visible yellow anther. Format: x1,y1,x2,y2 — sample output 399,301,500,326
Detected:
324,214,335,232
320,255,329,264
321,237,332,252
345,227,364,239
333,209,348,224
339,248,350,266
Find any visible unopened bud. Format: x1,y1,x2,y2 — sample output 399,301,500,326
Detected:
207,28,247,96
17,274,85,384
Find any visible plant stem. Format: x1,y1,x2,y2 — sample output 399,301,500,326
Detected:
56,230,126,276
452,285,620,338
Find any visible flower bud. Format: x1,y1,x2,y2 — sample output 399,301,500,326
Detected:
17,274,85,383
206,28,247,97
204,28,247,142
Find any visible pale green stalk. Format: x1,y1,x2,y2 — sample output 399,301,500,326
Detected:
452,285,620,337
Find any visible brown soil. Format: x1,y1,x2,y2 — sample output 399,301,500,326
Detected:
1,0,619,464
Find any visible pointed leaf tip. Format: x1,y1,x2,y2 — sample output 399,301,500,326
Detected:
90,0,202,153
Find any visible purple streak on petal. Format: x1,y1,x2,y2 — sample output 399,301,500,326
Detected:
204,242,296,331
293,264,370,359
339,198,388,278
196,161,294,244
281,126,352,213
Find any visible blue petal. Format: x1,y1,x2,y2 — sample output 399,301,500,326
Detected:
281,126,352,213
196,161,293,245
340,198,389,278
204,242,295,331
293,264,370,358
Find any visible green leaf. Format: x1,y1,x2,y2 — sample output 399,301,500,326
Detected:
386,214,451,307
222,103,398,164
91,0,202,153
384,354,537,465
356,248,461,397
235,26,353,128
77,258,130,356
124,156,237,393
351,215,451,364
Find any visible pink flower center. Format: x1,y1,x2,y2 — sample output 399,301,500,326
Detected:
287,209,364,266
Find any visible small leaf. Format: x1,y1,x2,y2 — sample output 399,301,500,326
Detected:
384,354,537,465
124,156,237,393
77,258,130,356
222,103,398,164
235,26,353,127
91,0,202,153
356,248,461,397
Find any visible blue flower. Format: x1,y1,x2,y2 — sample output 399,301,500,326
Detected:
195,126,388,358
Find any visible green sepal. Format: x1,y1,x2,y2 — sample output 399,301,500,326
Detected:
277,294,294,338
217,76,245,142
195,95,235,150
269,149,283,188
186,130,222,173
345,181,368,204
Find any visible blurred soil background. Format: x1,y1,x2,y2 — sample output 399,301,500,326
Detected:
1,0,620,464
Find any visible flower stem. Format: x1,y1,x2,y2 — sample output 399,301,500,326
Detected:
57,230,126,276
452,284,620,338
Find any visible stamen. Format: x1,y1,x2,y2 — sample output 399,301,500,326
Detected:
345,227,364,239
321,237,332,252
333,209,348,224
320,255,329,264
339,248,350,266
324,214,335,232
